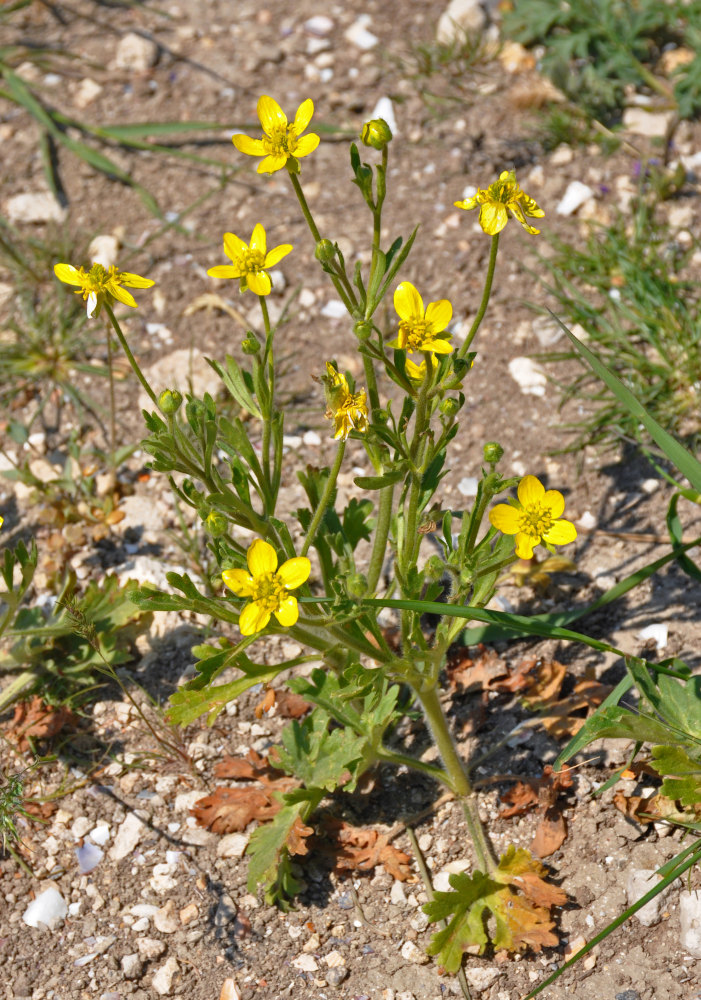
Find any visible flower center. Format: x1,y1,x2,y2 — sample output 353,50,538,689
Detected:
237,249,266,275
399,319,433,352
517,503,553,540
250,572,287,612
490,177,519,206
263,125,297,157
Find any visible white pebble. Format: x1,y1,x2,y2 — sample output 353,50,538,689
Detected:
5,192,67,224
508,356,547,396
303,430,322,446
556,181,595,217
344,15,378,50
304,15,334,36
88,823,111,846
370,96,397,135
152,956,179,996
321,299,347,319
638,623,668,648
457,476,478,497
23,887,68,929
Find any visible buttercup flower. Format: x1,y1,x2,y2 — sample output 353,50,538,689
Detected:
454,171,544,236
222,539,311,635
404,357,427,382
321,362,369,441
232,96,320,174
53,262,154,318
388,282,453,355
207,224,292,296
489,475,577,560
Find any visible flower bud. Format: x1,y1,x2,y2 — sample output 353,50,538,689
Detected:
204,510,228,537
241,334,260,355
354,320,372,341
440,397,460,418
315,239,335,263
158,388,183,415
424,555,445,582
483,441,504,465
361,118,393,150
345,572,368,599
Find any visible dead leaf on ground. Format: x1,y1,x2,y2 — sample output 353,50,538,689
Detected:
192,786,281,833
446,644,509,693
213,748,286,785
318,818,413,882
500,764,574,857
286,815,314,857
5,696,78,753
538,670,613,740
613,791,664,825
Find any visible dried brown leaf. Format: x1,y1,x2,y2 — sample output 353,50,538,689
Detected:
531,809,567,858
286,816,314,857
446,644,509,693
213,748,285,785
191,786,280,833
319,819,412,881
5,696,78,752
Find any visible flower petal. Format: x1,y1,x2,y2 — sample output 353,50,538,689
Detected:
394,282,424,323
517,475,545,507
425,299,453,333
479,202,509,235
250,223,267,256
542,489,565,519
264,243,293,268
232,134,266,156
543,519,578,546
428,338,454,354
207,265,240,279
277,556,311,590
257,153,288,174
222,569,254,596
514,533,536,559
247,538,278,576
109,284,137,308
223,232,248,259
293,98,314,134
119,271,154,288
294,133,320,158
54,263,83,286
246,270,272,296
274,595,299,628
489,504,520,534
239,601,271,636
454,197,477,211
257,95,287,133
86,292,99,318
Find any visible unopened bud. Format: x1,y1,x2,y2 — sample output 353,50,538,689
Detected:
354,320,372,341
483,441,504,465
345,573,368,599
315,239,335,263
440,397,460,417
204,511,228,537
241,334,260,355
158,388,182,415
424,555,445,582
361,118,393,150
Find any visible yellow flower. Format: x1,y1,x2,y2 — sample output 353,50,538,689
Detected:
404,357,427,382
454,170,544,236
489,475,577,560
207,224,292,296
0,516,3,529
232,95,320,174
53,262,154,318
222,539,311,635
388,282,453,355
321,362,369,441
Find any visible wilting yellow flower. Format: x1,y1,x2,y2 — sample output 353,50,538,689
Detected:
388,282,453,355
232,95,320,174
321,362,369,441
489,475,577,560
53,262,154,318
222,539,311,635
404,357,427,382
207,224,292,296
454,171,544,236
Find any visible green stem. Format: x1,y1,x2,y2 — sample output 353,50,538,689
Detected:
301,440,345,557
289,170,322,241
366,483,395,593
105,326,117,481
459,234,499,357
377,747,452,786
259,295,274,498
103,302,159,408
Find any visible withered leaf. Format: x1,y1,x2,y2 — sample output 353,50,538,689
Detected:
286,815,314,857
531,809,567,859
500,765,573,857
319,818,412,881
214,748,284,785
192,787,281,833
6,696,78,752
446,644,509,693
273,690,312,719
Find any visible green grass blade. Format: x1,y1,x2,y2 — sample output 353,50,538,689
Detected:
667,493,701,582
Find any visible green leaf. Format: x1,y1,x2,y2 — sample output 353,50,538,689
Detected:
354,467,406,490
168,666,281,726
246,788,322,907
273,710,368,791
652,746,701,807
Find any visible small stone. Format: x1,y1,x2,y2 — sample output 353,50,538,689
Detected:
321,299,347,319
121,954,143,979
615,991,641,1000
114,32,159,72
129,904,160,918
303,933,321,953
217,832,250,858
390,881,407,906
136,937,166,961
576,510,597,530
23,886,67,929
532,317,563,347
71,816,93,839
679,890,701,957
304,15,334,35
549,144,574,166
89,823,111,846
324,950,345,968
303,430,321,446
110,813,145,861
637,623,668,649
153,899,179,934
75,841,104,874
641,478,660,494
436,0,487,45
508,356,547,396
179,903,198,925
214,894,237,937
174,790,205,813
556,181,595,217
344,15,378,50
5,192,67,224
400,940,429,964
628,869,672,926
622,107,675,137
370,96,397,135
465,966,501,991
88,234,120,269
74,78,103,109
151,956,179,996
292,954,319,972
325,967,348,986
457,476,478,497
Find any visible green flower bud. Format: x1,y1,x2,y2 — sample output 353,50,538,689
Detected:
361,118,393,150
315,239,335,263
424,555,445,582
158,388,183,415
354,320,372,341
204,511,228,537
452,357,472,379
241,334,261,355
356,163,373,187
440,397,460,417
483,441,504,465
345,572,368,599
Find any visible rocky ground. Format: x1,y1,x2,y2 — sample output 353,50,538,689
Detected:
2,2,701,1000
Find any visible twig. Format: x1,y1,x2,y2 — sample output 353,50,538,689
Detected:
347,881,390,937
386,790,455,843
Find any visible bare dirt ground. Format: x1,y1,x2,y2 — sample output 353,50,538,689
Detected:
2,2,701,1000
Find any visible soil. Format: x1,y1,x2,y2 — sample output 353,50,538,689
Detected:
2,2,701,1000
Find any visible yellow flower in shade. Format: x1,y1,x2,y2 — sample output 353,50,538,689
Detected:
489,475,577,560
388,282,453,355
321,362,369,441
53,262,154,318
222,539,311,635
232,95,320,174
454,170,544,236
207,224,292,296
404,357,427,382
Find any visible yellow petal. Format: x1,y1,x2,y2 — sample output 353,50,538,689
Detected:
274,594,299,628
257,95,287,133
232,134,266,156
247,538,277,576
293,98,314,134
223,232,248,259
239,601,271,635
119,271,154,288
543,519,578,546
264,243,293,268
428,338,454,354
294,133,320,158
454,197,477,211
277,556,311,590
257,153,288,174
489,504,520,534
249,223,267,256
246,270,271,295
425,299,452,333
54,263,83,286
222,569,254,596
109,284,137,308
394,281,424,323
514,533,536,559
517,475,545,508
542,489,565,519
207,265,240,279
479,202,509,235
